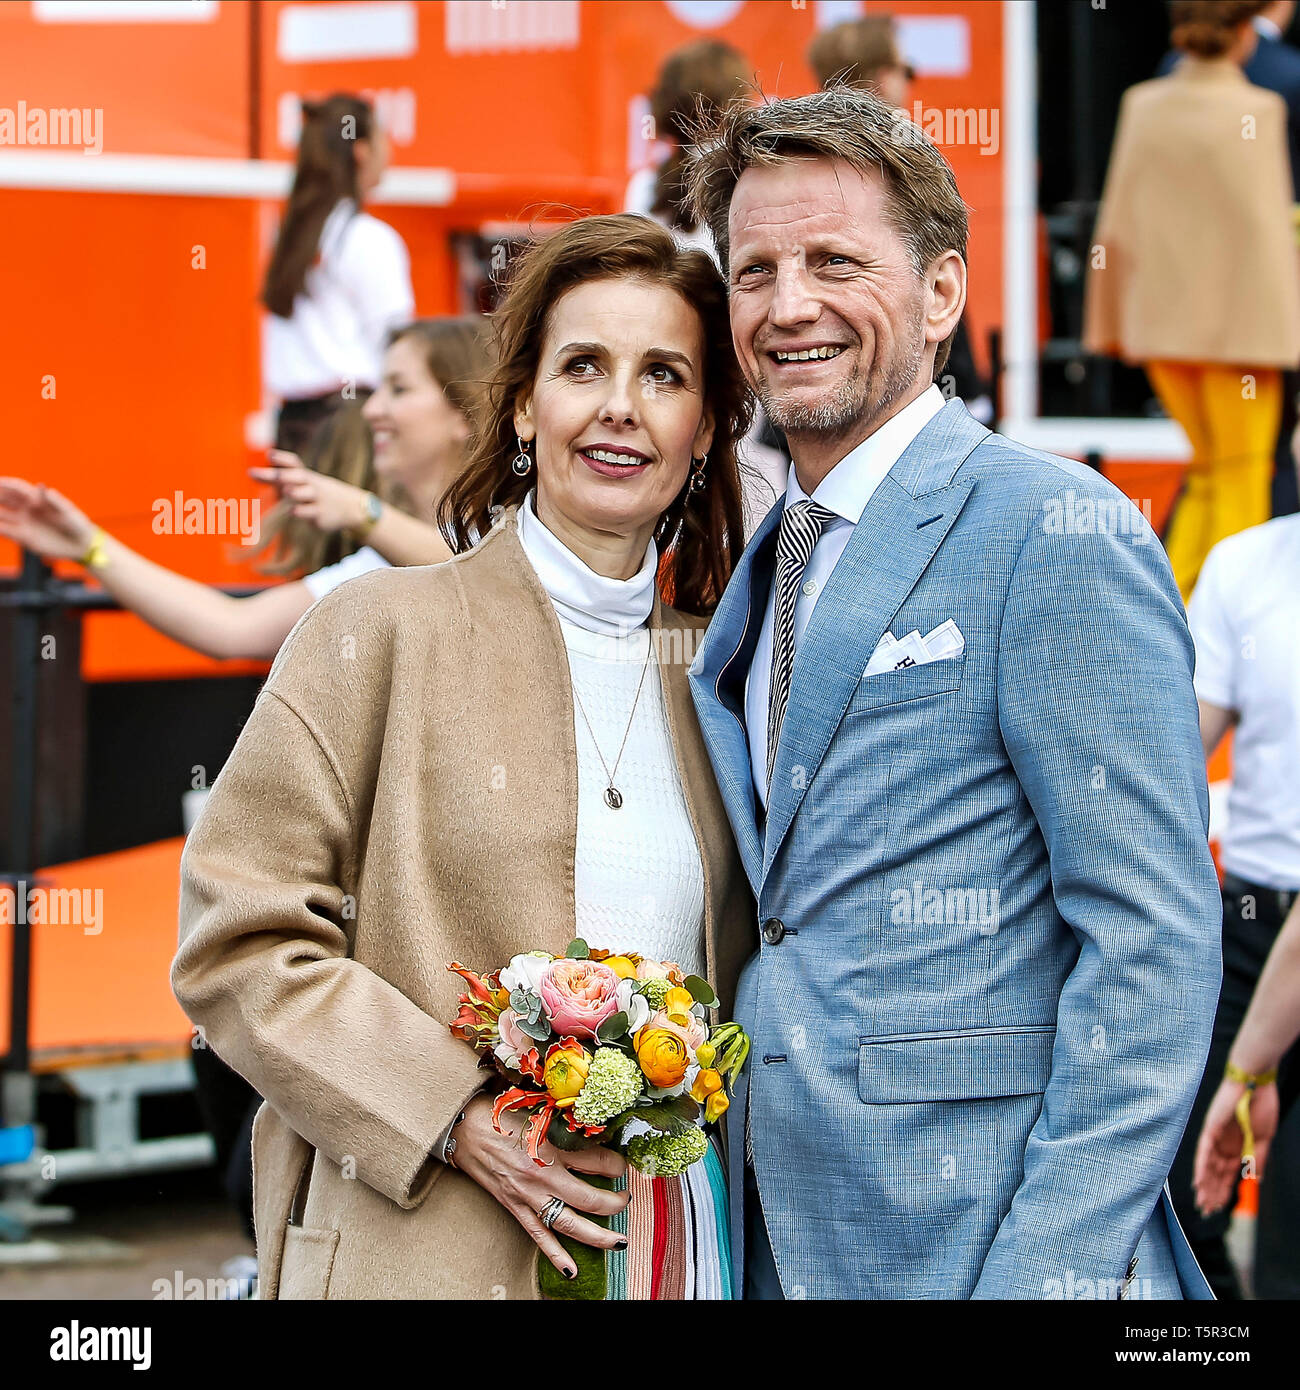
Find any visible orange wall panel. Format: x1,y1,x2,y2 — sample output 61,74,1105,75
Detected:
0,0,250,158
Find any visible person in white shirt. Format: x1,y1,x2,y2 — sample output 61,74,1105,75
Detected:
261,94,415,457
1171,489,1300,1298
0,319,489,658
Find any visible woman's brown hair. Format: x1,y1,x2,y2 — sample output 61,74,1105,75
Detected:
261,93,375,318
253,316,492,576
1170,0,1268,56
648,40,751,232
439,214,751,617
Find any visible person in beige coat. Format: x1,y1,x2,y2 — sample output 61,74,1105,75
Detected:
172,213,757,1300
1083,0,1300,599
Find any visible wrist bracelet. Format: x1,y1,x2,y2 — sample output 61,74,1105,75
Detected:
80,528,109,570
1224,1061,1279,1163
353,491,382,539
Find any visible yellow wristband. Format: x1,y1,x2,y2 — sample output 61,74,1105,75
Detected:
80,527,109,570
1224,1061,1279,1164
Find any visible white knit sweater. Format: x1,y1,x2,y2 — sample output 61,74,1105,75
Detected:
517,494,706,979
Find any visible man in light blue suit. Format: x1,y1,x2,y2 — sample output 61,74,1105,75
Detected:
682,88,1221,1299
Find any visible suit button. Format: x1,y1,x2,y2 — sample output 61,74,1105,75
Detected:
762,918,785,945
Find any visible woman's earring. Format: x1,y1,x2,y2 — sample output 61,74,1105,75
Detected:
512,435,533,477
688,453,708,494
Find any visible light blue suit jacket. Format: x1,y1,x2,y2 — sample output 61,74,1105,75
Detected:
688,401,1220,1299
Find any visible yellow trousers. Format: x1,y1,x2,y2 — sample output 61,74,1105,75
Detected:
1145,361,1281,600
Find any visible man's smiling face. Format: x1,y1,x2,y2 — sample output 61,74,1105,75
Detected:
727,155,932,456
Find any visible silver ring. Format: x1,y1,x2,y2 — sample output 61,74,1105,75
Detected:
539,1196,565,1230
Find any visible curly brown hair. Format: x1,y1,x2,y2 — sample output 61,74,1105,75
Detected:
438,214,752,616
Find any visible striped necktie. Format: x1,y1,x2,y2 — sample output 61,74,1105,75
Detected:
765,499,838,791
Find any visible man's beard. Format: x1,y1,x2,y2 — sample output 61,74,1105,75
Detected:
755,333,925,442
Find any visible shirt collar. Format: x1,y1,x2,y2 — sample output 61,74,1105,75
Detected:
516,489,657,637
783,383,947,524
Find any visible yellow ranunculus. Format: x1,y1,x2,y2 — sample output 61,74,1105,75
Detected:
705,1090,729,1124
543,1041,591,1107
663,987,696,1024
636,1028,689,1088
603,955,640,981
690,1068,724,1104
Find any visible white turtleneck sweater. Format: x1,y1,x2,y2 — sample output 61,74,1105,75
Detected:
516,492,706,980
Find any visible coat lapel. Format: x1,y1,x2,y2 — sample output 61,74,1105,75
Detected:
760,400,987,885
688,499,785,895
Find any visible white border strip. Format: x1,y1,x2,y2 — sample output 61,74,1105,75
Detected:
1001,416,1191,462
1002,0,1037,424
0,153,455,204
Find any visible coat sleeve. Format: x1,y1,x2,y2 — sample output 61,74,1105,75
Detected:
972,472,1222,1298
172,589,489,1211
1081,88,1136,359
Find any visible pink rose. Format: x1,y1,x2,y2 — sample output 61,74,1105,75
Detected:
497,1007,530,1057
646,1007,708,1051
635,959,671,981
539,959,621,1040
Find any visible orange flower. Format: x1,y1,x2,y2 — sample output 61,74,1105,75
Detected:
690,1068,724,1104
543,1038,591,1107
636,1028,689,1088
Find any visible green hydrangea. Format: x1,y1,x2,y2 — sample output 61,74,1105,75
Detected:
573,1048,644,1126
636,976,672,1009
626,1127,709,1177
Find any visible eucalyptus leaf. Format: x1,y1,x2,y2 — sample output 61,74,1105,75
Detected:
636,1095,701,1135
565,938,590,959
597,1010,629,1043
683,975,718,1007
517,1015,552,1042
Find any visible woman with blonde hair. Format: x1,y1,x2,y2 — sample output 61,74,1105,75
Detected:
0,318,489,660
1083,0,1300,599
173,213,755,1300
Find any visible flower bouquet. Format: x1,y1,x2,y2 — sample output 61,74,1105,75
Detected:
447,939,750,1178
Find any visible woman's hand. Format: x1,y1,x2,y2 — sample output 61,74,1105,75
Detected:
449,1093,629,1279
248,451,373,534
1192,1076,1280,1216
0,477,98,560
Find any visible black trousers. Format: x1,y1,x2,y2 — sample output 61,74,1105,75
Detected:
1168,874,1300,1299
273,389,356,457
190,1042,258,1244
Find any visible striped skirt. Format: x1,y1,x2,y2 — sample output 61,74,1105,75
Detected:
605,1138,732,1300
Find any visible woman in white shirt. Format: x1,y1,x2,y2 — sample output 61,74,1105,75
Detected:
262,94,416,456
0,319,490,658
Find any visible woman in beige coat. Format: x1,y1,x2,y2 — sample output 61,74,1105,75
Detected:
1083,0,1300,599
172,214,756,1299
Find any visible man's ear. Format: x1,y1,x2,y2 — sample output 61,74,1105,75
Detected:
924,251,967,350
513,398,535,442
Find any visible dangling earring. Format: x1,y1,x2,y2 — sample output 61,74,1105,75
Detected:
512,435,533,477
688,453,708,494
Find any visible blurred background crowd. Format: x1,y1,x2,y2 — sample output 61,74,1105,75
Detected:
0,0,1298,1302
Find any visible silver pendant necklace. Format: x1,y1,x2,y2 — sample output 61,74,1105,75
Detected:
571,635,655,809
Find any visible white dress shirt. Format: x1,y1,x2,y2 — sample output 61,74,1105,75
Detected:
744,384,947,809
1188,513,1300,889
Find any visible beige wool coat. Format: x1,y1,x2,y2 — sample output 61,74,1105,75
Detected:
1082,56,1300,368
172,506,755,1300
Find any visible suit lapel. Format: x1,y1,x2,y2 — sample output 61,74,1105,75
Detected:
688,500,784,894
760,400,987,885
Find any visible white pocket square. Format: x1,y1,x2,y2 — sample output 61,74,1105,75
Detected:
864,621,965,677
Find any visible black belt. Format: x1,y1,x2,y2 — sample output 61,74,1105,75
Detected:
1222,872,1298,922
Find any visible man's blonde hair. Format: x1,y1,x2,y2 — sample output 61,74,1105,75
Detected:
683,86,969,373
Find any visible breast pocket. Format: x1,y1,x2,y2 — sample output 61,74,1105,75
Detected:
845,650,966,716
